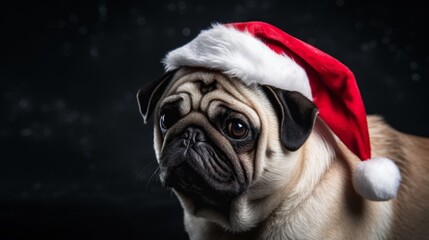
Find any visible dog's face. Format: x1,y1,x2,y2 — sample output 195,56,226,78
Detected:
137,68,318,230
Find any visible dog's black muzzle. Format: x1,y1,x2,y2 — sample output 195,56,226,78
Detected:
159,126,246,212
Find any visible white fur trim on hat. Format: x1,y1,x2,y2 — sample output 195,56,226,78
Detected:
352,157,401,201
163,24,313,100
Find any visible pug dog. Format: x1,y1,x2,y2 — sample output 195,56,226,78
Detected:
137,67,429,240
137,23,429,240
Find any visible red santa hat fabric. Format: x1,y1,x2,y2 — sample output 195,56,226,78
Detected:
163,21,401,201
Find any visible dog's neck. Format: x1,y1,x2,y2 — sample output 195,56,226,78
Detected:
220,118,337,230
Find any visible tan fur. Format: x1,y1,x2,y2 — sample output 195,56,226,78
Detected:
152,69,429,240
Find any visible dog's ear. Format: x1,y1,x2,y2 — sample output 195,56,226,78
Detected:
263,85,319,151
137,70,177,123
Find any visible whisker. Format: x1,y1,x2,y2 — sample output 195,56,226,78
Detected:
146,166,161,191
135,162,158,187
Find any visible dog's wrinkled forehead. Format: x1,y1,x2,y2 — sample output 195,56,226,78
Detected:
158,70,261,128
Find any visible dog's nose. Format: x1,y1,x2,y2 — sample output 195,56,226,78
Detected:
182,127,206,145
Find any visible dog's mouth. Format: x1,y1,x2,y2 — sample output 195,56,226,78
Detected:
162,161,237,212
159,127,247,213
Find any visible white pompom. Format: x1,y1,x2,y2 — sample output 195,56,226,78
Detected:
352,157,401,201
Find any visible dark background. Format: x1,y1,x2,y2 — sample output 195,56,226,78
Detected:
1,1,428,239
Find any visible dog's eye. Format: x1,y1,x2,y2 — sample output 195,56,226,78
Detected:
226,119,248,139
159,109,179,132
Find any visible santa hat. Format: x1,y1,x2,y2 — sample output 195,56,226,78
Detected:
162,21,401,201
